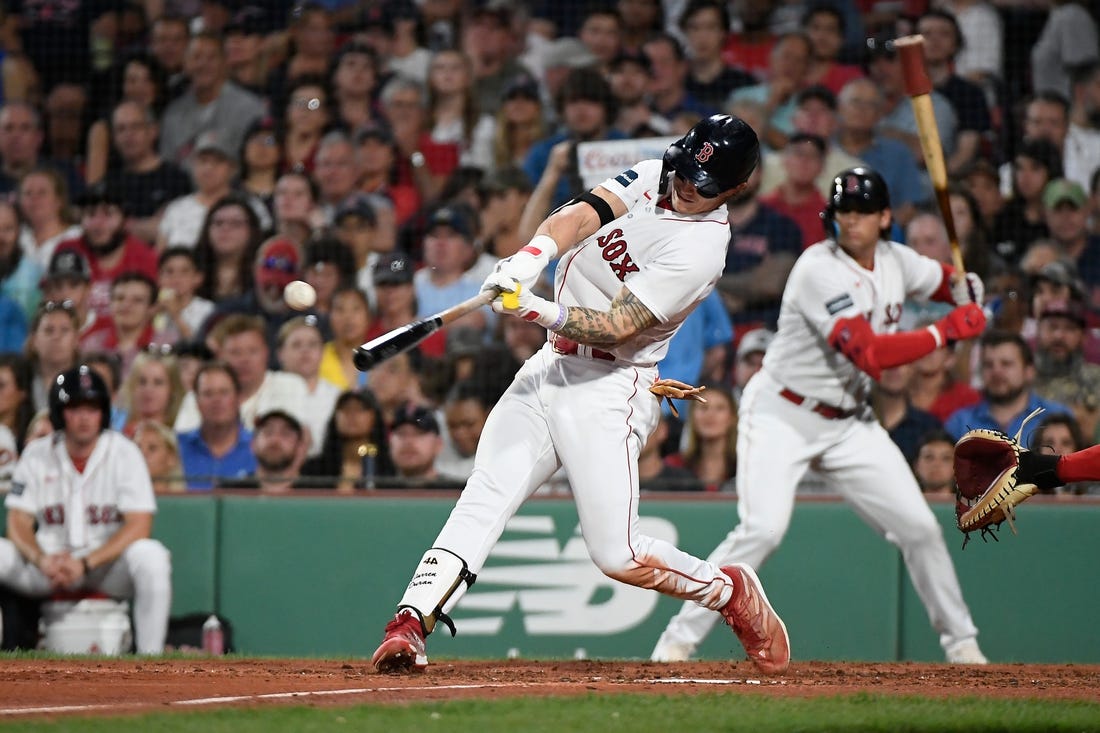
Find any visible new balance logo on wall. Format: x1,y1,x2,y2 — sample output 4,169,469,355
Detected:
453,515,678,635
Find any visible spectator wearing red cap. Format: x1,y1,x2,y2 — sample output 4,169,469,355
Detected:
204,236,329,357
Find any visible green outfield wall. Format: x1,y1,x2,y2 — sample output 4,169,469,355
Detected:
4,494,1097,662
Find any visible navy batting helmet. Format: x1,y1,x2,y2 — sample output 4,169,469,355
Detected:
49,365,112,431
821,167,891,236
662,114,759,198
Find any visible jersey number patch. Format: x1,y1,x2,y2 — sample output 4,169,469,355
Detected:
597,228,641,281
614,169,639,188
825,293,854,315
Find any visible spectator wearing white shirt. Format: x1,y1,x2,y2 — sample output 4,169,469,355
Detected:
157,132,237,250
276,316,339,459
174,315,309,449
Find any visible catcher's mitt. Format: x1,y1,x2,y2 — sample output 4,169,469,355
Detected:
953,408,1061,545
649,378,707,418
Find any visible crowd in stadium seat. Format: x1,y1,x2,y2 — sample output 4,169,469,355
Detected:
0,0,1097,495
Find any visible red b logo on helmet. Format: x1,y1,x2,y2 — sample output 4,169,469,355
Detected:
844,175,861,194
694,142,714,163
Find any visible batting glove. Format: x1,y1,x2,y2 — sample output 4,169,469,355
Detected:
491,280,567,330
491,234,559,291
950,271,985,306
929,303,986,345
480,271,519,296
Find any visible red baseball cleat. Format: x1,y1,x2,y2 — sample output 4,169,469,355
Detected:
371,609,428,673
719,564,790,674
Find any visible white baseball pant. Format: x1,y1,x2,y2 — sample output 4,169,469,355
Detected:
653,369,979,658
0,537,172,653
432,343,733,611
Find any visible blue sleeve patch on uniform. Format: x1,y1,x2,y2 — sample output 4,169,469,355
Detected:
825,293,854,315
10,480,24,496
614,169,639,187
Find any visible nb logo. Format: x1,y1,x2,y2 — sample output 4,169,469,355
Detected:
694,142,714,163
424,557,438,565
454,515,678,635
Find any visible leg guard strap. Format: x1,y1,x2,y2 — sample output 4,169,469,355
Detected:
397,547,477,637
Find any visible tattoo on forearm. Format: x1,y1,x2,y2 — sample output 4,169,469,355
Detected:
555,288,658,348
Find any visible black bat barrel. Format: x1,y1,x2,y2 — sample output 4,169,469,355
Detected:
352,319,441,371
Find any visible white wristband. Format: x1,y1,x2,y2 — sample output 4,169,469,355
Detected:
525,234,559,261
926,324,944,349
546,304,568,332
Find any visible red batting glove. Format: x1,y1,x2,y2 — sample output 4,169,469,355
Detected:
931,303,986,344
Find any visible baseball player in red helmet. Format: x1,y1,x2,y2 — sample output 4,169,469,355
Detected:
652,167,991,665
371,115,792,675
0,365,171,653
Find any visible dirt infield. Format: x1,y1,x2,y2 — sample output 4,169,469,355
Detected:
2,659,1099,719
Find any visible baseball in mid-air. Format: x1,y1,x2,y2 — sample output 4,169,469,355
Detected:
283,280,317,311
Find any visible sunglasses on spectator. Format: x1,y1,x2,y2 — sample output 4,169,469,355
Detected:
40,299,76,313
262,256,297,273
291,97,322,111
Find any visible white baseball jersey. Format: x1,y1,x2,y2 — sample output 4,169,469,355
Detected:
763,238,943,408
5,431,157,556
554,159,731,365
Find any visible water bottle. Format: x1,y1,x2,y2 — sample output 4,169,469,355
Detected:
202,614,224,655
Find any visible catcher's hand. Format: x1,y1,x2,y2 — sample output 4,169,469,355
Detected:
649,378,707,419
953,408,1060,545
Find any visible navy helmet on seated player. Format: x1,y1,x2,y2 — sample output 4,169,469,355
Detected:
49,365,112,432
661,114,760,198
821,166,892,238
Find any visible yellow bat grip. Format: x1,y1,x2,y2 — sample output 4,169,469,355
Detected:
501,282,521,310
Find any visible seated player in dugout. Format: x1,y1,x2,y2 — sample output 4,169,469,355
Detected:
371,115,792,676
652,167,993,666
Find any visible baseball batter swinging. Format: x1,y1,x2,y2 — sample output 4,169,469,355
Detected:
0,366,172,653
371,115,791,675
652,167,991,665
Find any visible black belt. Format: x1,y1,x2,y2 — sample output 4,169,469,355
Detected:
779,388,858,420
549,334,616,362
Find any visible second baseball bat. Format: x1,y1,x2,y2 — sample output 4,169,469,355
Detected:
352,290,495,371
894,34,966,275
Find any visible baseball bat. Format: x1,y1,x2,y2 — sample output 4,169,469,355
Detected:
894,34,966,276
352,290,496,371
